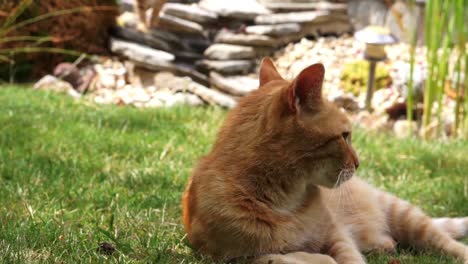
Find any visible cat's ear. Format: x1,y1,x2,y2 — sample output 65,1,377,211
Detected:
259,57,283,86
288,63,325,113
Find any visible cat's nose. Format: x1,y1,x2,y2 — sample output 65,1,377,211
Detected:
349,148,359,169
354,159,360,169
352,153,360,169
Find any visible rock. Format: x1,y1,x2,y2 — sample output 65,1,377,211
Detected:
166,93,204,107
53,63,95,93
159,13,204,35
254,10,331,24
353,111,393,133
171,34,211,53
114,86,146,105
118,0,134,12
393,120,417,138
97,72,116,89
132,88,152,103
301,20,352,36
94,89,116,104
153,71,236,108
162,3,218,24
130,67,157,89
174,51,204,62
110,37,174,62
146,97,165,108
371,88,404,114
209,72,258,96
259,1,348,12
196,60,253,75
173,64,210,87
152,90,176,103
245,23,301,36
254,46,276,58
385,102,407,120
93,89,116,104
199,0,271,20
184,82,237,108
332,94,360,112
130,59,210,87
215,30,277,47
33,75,81,98
204,44,256,60
110,38,175,73
391,61,426,103
148,29,184,47
111,26,172,51
154,72,183,90
116,11,138,28
89,58,129,91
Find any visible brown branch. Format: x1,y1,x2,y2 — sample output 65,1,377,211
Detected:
149,0,167,28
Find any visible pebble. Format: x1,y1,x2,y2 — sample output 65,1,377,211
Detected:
393,120,417,138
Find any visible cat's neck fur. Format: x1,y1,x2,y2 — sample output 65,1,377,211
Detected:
210,82,323,211
219,136,321,212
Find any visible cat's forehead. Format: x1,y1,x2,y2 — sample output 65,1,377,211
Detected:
260,79,290,91
302,102,351,134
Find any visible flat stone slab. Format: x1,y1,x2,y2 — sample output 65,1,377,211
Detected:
209,72,258,96
254,10,331,24
33,75,79,98
159,13,204,35
174,51,204,61
301,20,352,36
118,0,134,12
196,60,253,75
116,12,187,49
204,43,256,60
110,38,175,69
173,63,210,86
162,3,218,24
112,26,171,51
185,81,237,108
215,30,277,47
259,1,347,11
199,0,271,20
245,23,301,36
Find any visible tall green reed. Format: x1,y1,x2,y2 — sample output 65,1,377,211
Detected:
408,0,467,138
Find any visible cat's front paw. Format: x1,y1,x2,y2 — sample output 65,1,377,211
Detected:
255,252,337,264
375,237,397,254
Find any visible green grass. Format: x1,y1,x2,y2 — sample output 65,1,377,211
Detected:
0,86,467,263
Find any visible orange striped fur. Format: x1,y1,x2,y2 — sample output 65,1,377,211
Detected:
181,58,468,263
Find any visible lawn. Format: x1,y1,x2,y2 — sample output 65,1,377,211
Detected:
0,86,467,263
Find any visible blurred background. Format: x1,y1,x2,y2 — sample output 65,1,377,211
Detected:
0,1,467,263
1,0,466,138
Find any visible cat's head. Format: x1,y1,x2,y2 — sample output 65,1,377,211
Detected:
255,57,359,188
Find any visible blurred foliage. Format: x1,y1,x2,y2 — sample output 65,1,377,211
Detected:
410,0,467,138
340,60,392,96
0,0,119,82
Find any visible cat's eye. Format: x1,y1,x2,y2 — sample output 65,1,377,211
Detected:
342,132,350,141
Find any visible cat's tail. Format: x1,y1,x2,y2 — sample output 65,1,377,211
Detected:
379,192,468,262
432,217,468,239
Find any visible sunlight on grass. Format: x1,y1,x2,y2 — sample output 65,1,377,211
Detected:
0,87,466,263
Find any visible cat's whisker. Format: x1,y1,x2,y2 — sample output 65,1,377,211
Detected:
337,172,345,210
325,173,341,205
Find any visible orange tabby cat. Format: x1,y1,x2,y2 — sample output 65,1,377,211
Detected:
182,58,468,263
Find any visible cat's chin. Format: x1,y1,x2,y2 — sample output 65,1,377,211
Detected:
319,169,355,189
